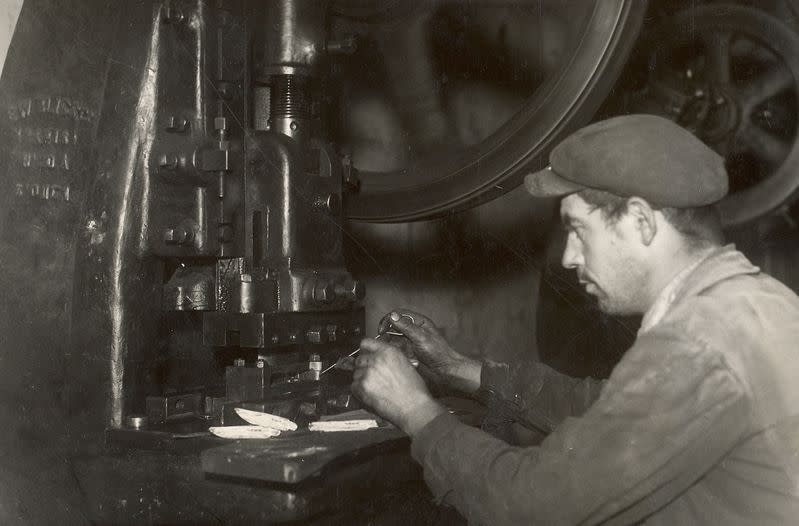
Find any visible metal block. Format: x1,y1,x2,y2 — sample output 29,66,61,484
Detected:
146,393,203,424
225,363,269,402
204,396,227,422
203,312,266,348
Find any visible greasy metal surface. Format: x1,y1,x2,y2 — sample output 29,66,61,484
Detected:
202,426,407,483
259,0,329,78
68,0,177,433
68,0,364,438
0,0,367,462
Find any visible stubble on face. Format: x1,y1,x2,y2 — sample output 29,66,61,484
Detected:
561,195,649,316
591,252,648,315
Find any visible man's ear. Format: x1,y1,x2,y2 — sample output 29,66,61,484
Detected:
625,197,657,246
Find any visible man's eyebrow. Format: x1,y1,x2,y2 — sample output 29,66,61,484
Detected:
560,213,580,227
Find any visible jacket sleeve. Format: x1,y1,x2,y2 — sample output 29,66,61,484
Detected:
411,331,752,525
478,359,606,433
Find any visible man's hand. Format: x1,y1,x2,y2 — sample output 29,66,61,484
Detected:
378,310,482,393
351,337,446,436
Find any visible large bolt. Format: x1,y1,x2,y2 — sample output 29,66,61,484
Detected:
214,117,229,142
306,326,323,344
214,116,228,132
163,3,184,24
166,116,189,133
163,227,193,245
125,415,148,430
158,153,179,171
335,280,365,302
326,324,338,342
313,280,336,304
315,193,341,215
327,36,358,55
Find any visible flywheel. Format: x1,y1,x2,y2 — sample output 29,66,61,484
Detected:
627,3,799,226
333,1,648,221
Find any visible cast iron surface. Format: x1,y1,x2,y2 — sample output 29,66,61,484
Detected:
0,0,121,455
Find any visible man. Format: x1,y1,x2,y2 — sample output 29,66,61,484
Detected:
351,114,799,525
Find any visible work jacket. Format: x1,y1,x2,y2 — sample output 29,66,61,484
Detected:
411,245,799,524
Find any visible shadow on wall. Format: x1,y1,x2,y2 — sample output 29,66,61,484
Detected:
345,184,557,366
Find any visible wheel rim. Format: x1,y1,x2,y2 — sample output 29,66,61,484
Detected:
337,0,647,222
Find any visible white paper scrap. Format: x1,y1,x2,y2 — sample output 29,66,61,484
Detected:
308,420,379,432
209,425,281,439
234,408,298,432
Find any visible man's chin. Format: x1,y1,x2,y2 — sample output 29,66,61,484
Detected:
583,287,631,315
596,299,613,314
597,298,636,316
595,294,619,314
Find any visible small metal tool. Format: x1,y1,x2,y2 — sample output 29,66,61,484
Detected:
319,314,416,376
318,333,383,376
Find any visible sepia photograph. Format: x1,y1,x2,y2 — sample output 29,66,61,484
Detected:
1,0,799,524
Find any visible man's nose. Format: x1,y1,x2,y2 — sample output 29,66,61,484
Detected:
561,236,582,270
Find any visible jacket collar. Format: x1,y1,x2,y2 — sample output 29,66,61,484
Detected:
676,244,760,300
639,245,759,334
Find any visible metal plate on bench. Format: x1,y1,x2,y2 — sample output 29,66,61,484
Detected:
201,426,407,484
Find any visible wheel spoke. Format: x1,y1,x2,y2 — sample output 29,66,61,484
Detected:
702,31,733,84
738,124,791,166
657,4,799,226
739,66,795,112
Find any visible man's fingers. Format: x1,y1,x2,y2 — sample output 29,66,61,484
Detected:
360,337,401,354
379,309,434,334
393,310,432,328
377,313,396,335
354,354,369,368
389,314,430,343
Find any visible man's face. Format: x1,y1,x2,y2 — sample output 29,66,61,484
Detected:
559,194,649,315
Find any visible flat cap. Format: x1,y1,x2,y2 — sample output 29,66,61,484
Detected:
524,114,728,207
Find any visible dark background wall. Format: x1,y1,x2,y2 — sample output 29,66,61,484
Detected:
346,185,556,368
